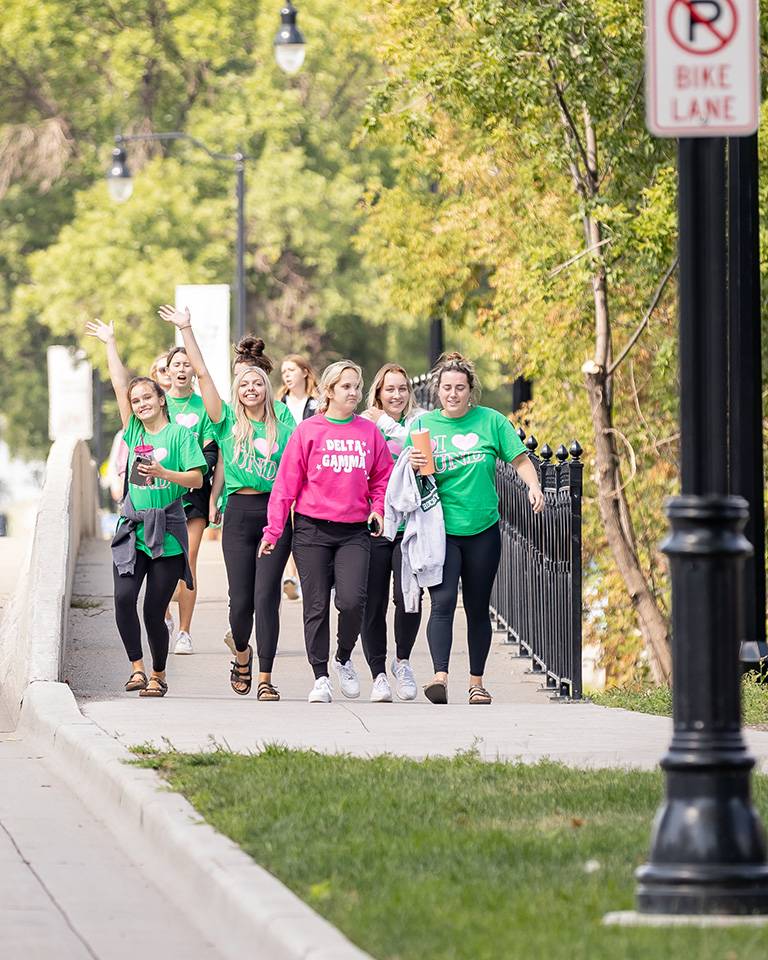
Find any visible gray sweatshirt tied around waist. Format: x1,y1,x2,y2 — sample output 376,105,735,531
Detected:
111,493,193,589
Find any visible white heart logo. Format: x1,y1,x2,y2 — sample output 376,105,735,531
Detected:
153,447,168,462
254,438,278,458
176,413,199,428
452,433,479,452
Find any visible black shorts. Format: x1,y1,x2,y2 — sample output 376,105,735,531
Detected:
183,483,211,524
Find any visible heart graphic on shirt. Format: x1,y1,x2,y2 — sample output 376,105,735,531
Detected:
152,447,168,462
176,413,200,428
452,433,479,452
254,438,279,458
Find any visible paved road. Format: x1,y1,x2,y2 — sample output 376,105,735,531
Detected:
62,537,768,770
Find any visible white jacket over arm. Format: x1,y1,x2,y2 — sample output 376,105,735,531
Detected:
384,451,445,612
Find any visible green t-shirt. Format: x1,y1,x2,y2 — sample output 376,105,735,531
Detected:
211,403,294,498
405,406,527,536
275,400,296,428
165,393,216,450
121,416,208,556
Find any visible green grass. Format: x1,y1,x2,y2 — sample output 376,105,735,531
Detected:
591,673,768,725
133,747,768,960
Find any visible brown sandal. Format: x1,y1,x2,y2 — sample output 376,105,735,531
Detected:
468,685,492,705
257,681,280,702
230,645,253,696
125,670,147,692
139,676,168,698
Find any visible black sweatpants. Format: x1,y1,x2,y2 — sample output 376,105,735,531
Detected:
360,532,421,678
113,551,185,672
292,513,371,679
427,521,501,676
222,493,292,672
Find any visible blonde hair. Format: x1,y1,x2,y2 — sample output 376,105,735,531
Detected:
318,360,363,414
367,363,416,418
277,354,319,401
231,367,278,466
432,351,481,405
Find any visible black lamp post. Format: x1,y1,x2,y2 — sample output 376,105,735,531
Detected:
635,137,768,915
106,3,306,343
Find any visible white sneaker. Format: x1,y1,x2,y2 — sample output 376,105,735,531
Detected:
371,673,392,703
173,630,194,655
165,612,175,641
223,629,236,655
332,658,360,699
391,658,418,701
308,676,333,703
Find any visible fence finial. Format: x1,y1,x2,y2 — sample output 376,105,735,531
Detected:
556,444,568,462
525,434,538,452
540,443,553,462
569,440,583,460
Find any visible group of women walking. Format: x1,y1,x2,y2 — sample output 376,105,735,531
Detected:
86,307,544,705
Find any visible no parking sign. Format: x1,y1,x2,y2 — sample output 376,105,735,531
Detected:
645,0,760,136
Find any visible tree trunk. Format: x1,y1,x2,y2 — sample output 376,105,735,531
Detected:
575,106,673,683
583,365,673,682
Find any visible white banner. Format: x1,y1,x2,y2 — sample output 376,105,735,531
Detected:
47,346,93,441
174,284,232,401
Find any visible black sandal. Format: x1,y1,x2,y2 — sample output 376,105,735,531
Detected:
424,680,448,704
139,676,168,698
125,670,147,692
257,681,280,702
230,645,253,696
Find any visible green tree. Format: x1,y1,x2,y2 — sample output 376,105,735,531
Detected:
359,0,684,680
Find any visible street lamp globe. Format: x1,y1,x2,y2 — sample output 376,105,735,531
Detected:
274,2,306,75
106,146,133,203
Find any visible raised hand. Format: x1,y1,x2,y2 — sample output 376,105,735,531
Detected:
85,318,115,343
158,304,191,328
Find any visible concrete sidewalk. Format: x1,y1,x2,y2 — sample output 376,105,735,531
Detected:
64,539,768,769
0,699,224,960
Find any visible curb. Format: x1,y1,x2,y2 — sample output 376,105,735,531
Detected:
20,680,372,960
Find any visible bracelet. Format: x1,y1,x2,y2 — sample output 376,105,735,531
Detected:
178,324,192,330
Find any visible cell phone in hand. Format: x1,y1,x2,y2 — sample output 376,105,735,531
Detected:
367,516,381,535
129,455,155,487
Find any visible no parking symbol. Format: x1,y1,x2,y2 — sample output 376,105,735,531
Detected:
645,0,759,136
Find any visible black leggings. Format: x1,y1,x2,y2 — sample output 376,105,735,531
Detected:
113,551,185,672
222,493,292,672
292,513,370,679
427,522,501,676
360,532,421,677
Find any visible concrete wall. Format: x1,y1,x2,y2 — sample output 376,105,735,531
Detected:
0,437,98,723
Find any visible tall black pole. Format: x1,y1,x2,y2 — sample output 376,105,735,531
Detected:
727,134,767,669
636,138,768,914
235,152,246,342
429,315,444,369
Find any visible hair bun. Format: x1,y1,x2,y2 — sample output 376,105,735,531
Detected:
236,335,265,357
440,351,466,364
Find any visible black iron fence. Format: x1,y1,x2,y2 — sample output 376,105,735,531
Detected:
492,432,583,699
409,375,583,699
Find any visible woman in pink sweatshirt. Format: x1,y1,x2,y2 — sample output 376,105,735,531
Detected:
259,360,393,703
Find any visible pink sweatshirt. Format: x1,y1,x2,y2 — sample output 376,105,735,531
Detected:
263,414,394,542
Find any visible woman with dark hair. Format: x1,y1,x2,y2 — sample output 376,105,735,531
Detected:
85,318,206,698
163,344,218,655
407,352,544,706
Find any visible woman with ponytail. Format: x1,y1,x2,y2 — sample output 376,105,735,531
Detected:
159,306,293,701
406,352,544,705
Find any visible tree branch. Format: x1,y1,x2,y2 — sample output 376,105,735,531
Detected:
607,257,678,376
